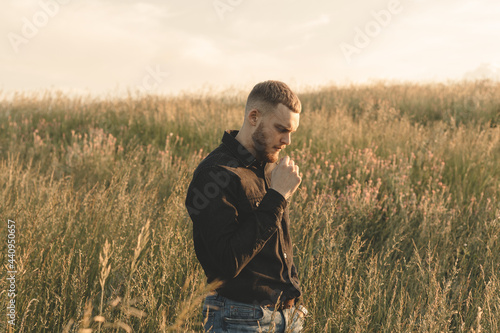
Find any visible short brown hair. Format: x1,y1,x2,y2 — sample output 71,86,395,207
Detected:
245,80,301,115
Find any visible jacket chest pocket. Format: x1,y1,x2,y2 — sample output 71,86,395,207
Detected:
248,196,263,210
237,195,263,214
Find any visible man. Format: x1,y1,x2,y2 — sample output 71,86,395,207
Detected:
185,80,307,332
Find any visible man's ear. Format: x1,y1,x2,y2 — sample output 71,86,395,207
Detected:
247,109,260,126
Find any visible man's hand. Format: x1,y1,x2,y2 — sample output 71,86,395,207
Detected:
270,156,301,200
296,305,308,318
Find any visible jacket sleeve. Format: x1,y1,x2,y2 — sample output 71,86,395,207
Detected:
185,165,287,279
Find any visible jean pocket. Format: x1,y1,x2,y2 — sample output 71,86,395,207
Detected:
223,304,264,323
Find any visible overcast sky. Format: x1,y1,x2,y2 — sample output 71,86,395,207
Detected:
2,0,500,96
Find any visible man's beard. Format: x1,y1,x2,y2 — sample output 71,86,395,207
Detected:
252,122,279,163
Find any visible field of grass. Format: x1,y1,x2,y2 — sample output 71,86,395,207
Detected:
1,81,499,332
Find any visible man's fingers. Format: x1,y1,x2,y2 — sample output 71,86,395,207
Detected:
276,156,300,177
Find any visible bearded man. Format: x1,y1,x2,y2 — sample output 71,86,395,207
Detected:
185,80,307,333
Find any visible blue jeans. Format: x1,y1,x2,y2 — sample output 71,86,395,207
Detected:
202,293,304,332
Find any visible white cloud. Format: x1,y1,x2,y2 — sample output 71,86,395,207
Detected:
297,14,331,30
182,37,222,65
464,63,500,81
1,0,500,95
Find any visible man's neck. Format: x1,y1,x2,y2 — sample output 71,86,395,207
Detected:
235,130,257,159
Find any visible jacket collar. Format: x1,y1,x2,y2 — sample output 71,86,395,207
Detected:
222,130,263,168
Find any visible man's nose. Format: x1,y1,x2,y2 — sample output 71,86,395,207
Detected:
282,133,291,145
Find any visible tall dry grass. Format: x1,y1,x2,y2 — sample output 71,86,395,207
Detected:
0,81,499,332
